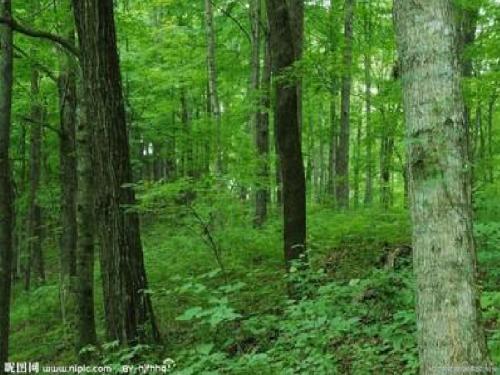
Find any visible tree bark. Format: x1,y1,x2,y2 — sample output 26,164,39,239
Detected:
0,0,13,368
25,68,45,289
380,108,394,210
266,0,306,268
75,78,97,353
335,0,355,209
363,0,373,206
204,0,222,175
394,1,491,373
253,0,270,228
58,21,78,333
72,0,160,344
353,115,361,208
486,93,497,182
459,4,479,167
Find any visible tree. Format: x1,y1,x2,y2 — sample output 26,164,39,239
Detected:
204,0,222,175
394,0,491,372
251,0,270,227
335,0,355,209
362,0,373,206
72,0,160,344
0,0,13,368
57,8,78,331
25,67,45,290
266,0,306,268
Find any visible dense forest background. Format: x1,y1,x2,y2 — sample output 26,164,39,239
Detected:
0,0,499,373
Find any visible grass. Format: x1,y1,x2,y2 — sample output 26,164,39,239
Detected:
7,193,500,373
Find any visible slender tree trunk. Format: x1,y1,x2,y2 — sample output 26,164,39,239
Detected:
0,0,14,368
266,0,306,268
181,89,194,178
14,124,27,282
335,0,355,209
204,0,222,175
254,1,270,228
487,94,497,182
58,23,78,332
328,90,338,198
363,0,373,205
380,109,394,210
72,0,160,344
26,68,45,289
353,115,361,208
394,1,491,373
327,2,339,198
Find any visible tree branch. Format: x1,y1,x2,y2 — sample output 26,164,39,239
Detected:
210,0,252,43
13,45,58,82
0,15,79,58
19,116,62,138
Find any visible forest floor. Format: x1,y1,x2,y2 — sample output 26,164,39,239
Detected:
8,185,500,374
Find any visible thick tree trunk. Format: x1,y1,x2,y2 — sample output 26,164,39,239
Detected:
75,80,97,353
288,0,303,132
266,0,306,268
0,0,13,368
335,0,355,209
75,96,97,352
394,1,491,373
459,5,479,166
204,0,222,175
26,68,45,289
72,0,160,344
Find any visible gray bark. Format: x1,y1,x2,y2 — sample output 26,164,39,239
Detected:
335,0,355,209
394,1,491,373
204,0,222,175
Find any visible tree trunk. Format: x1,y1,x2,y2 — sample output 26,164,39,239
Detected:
380,108,394,210
486,93,497,182
266,0,306,268
72,0,160,345
58,23,78,333
459,4,479,166
181,89,194,178
394,1,491,373
204,0,222,175
288,0,303,132
75,78,97,353
335,0,355,209
26,68,45,289
0,0,13,367
363,0,373,206
327,2,339,198
353,115,361,208
253,0,270,228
